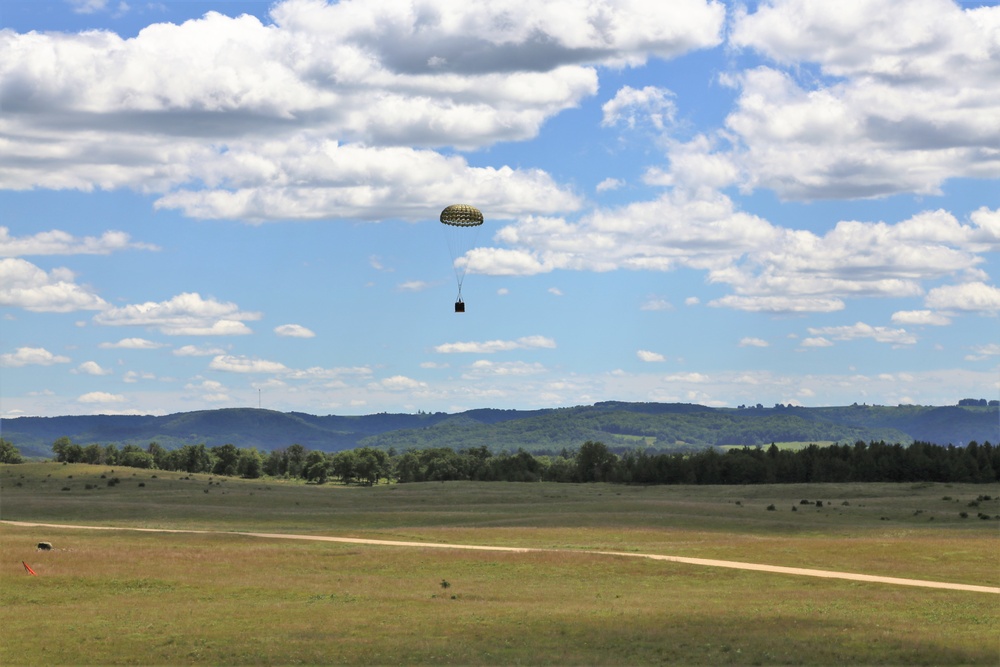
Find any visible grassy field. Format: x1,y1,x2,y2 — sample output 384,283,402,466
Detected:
2,462,998,665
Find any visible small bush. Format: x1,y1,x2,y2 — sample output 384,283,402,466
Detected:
766,504,776,511
799,499,811,505
61,486,71,491
815,500,823,508
791,506,797,512
959,512,968,519
138,482,145,487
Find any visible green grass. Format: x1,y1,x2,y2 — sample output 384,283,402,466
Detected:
2,462,999,665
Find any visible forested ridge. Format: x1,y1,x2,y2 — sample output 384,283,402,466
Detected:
4,401,997,458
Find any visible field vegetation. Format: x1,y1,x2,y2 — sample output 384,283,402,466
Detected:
2,462,998,665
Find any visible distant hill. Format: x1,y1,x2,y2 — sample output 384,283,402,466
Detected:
3,402,997,458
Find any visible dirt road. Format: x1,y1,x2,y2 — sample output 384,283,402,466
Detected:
4,520,997,594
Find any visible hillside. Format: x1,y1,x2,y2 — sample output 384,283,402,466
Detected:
2,402,997,458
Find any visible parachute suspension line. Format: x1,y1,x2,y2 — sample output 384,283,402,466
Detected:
439,204,484,311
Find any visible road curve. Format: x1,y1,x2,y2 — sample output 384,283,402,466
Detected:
4,520,997,595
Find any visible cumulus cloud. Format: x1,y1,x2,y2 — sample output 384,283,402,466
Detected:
463,360,546,377
924,282,1000,313
891,310,952,326
806,322,917,346
0,227,158,257
209,354,289,374
0,258,108,312
0,0,724,220
434,335,556,354
376,375,427,391
274,324,316,338
477,192,998,313
640,297,672,311
722,0,1000,199
602,85,677,131
800,337,833,348
173,344,227,356
100,338,168,349
0,346,71,367
75,361,113,376
93,292,260,335
637,350,665,362
78,391,126,403
596,178,624,193
738,337,769,348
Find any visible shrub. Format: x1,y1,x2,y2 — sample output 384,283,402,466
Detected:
959,512,968,519
799,499,811,505
766,504,776,511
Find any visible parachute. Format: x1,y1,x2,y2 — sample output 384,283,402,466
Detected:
440,204,484,312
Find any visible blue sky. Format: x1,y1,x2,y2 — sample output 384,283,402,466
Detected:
2,0,999,418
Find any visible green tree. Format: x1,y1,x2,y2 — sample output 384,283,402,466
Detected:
52,436,82,463
211,444,240,476
119,444,154,469
331,450,358,484
355,447,390,486
237,448,263,479
0,438,24,464
303,450,329,483
147,442,168,469
285,444,307,478
577,441,616,482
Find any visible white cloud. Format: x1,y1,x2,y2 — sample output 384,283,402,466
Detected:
966,343,1000,361
925,282,1000,313
78,391,126,404
800,337,834,348
0,347,71,367
806,322,917,346
123,370,156,383
464,360,546,377
0,227,157,257
891,310,952,326
724,0,1000,199
640,297,672,311
446,200,970,315
637,350,665,362
434,335,556,354
0,258,108,312
75,361,113,376
209,355,289,374
548,287,564,296
596,178,624,193
173,344,226,356
376,375,427,391
100,337,167,350
274,324,316,338
0,0,724,220
738,337,769,348
398,280,432,292
68,0,109,14
602,85,677,131
93,292,260,335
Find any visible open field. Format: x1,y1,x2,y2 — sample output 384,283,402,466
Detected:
2,463,998,665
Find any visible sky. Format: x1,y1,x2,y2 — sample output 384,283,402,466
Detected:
1,0,999,419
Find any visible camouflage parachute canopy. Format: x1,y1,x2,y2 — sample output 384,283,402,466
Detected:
440,204,484,227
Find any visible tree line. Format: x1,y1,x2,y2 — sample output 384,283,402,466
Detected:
7,436,995,486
